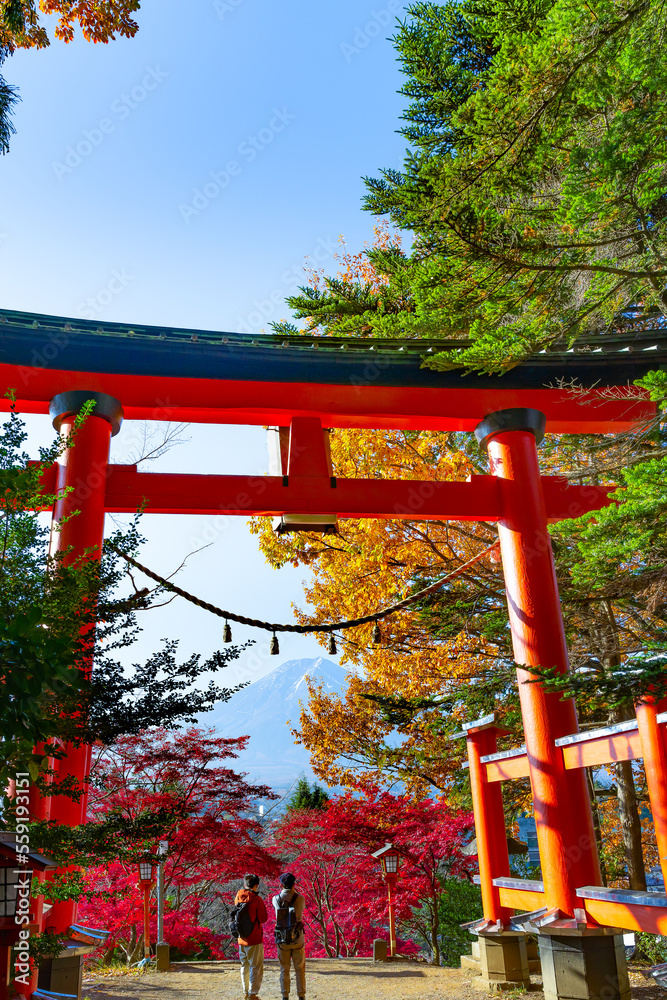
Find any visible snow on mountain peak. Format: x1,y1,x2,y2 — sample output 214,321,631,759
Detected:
202,657,348,790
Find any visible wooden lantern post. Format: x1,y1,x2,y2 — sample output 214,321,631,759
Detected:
371,843,403,958
138,858,156,962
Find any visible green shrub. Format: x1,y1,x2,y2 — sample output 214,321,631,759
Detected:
635,933,667,965
438,878,484,967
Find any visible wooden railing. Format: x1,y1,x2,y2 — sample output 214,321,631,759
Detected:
456,709,667,935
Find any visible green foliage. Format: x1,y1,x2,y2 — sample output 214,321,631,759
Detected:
384,0,667,371
534,373,667,711
274,246,423,339
526,651,667,709
636,369,667,402
573,469,667,610
280,0,667,372
23,928,71,967
31,871,87,902
437,879,482,966
285,776,330,811
574,461,667,586
635,931,667,964
0,52,18,154
29,806,180,868
0,605,80,749
0,405,249,819
88,639,250,745
435,877,483,966
0,404,96,785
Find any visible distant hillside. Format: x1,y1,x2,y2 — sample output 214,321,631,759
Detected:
205,657,348,792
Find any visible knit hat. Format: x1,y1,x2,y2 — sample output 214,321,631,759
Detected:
280,873,296,889
244,874,260,889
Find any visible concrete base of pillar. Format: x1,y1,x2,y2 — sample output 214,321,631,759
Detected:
527,936,541,973
156,943,171,971
538,932,630,1000
477,932,530,988
38,953,84,998
471,976,541,992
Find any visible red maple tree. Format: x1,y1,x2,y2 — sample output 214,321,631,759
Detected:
265,789,475,964
79,727,280,962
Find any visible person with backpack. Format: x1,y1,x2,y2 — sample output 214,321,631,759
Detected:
231,873,269,1000
272,872,306,1000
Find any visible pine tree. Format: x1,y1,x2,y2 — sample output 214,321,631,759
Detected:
285,777,330,812
278,0,667,373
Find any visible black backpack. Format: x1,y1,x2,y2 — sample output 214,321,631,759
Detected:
230,897,257,939
274,890,300,945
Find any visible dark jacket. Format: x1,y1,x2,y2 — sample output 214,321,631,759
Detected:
234,887,269,946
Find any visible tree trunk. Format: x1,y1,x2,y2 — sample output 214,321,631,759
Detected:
430,904,440,966
615,758,647,890
609,694,647,891
129,928,144,966
120,924,137,966
597,604,647,891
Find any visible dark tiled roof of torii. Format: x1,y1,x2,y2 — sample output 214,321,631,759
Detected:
0,307,666,390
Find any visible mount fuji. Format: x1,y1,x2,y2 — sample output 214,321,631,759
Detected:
205,657,348,791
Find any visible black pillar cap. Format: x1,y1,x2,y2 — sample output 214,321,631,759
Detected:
49,391,124,437
474,408,546,453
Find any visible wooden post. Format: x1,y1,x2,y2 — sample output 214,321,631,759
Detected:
143,885,151,961
386,876,397,958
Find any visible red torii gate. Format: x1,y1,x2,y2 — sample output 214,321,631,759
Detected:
1,307,665,1000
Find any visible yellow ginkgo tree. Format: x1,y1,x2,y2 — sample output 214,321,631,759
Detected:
250,425,513,798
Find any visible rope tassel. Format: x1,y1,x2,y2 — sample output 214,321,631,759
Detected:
270,633,280,655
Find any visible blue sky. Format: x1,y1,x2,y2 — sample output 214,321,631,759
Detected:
2,0,409,686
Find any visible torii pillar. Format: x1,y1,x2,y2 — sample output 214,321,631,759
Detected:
41,391,122,999
475,409,629,1000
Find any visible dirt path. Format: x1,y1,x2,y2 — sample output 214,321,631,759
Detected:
81,959,667,1000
